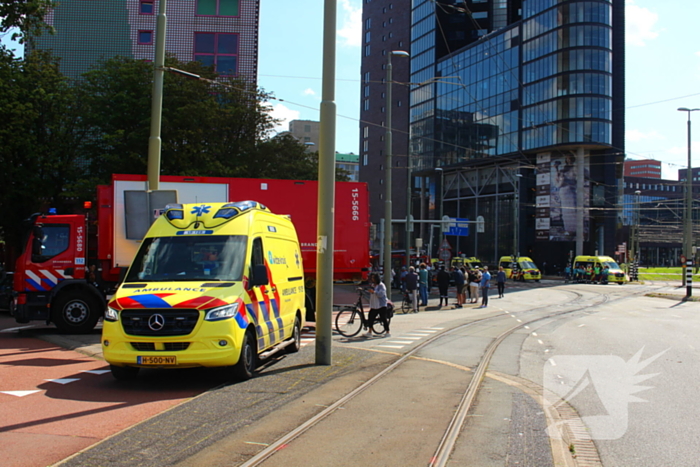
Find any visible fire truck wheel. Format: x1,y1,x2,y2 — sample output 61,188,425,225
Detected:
110,365,140,381
53,292,101,334
232,330,257,381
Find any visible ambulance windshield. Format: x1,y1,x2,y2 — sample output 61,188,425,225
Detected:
126,235,248,282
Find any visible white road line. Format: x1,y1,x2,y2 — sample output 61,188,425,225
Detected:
45,378,80,385
0,325,37,333
0,390,41,397
81,370,110,375
376,345,405,349
548,358,557,366
532,332,538,336
538,339,544,345
387,340,414,344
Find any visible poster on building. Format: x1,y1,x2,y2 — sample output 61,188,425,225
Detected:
536,152,590,241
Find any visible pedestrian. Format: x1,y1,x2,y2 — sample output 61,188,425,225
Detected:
451,266,465,308
399,266,408,292
468,267,480,304
460,267,469,305
601,265,610,284
405,266,419,312
564,263,571,283
496,266,506,298
365,273,390,337
464,267,472,302
479,266,491,308
418,263,429,307
436,265,451,307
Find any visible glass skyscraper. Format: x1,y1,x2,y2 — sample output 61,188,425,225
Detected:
408,0,624,267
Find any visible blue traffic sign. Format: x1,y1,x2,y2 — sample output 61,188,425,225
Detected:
446,218,470,236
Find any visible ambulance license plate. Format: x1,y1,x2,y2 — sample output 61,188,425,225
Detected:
137,356,177,366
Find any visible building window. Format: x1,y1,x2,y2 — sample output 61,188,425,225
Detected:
363,154,368,165
139,0,154,15
138,30,153,45
196,0,239,17
363,126,369,138
304,124,311,132
194,33,238,75
364,99,370,111
365,45,371,56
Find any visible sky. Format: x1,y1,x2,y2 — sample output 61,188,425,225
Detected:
2,0,699,180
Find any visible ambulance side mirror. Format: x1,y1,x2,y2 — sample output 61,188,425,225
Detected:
250,264,269,287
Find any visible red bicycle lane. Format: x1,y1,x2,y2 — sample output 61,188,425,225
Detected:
0,326,225,467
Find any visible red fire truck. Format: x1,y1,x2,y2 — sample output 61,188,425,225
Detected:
12,174,370,332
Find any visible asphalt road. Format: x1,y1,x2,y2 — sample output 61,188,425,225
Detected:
1,280,698,466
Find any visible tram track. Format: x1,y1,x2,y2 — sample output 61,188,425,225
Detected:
236,285,646,467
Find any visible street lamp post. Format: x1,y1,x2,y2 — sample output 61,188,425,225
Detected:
383,50,409,292
632,189,641,281
513,172,522,261
678,107,698,297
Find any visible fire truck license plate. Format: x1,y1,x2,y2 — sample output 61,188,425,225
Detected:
137,356,177,365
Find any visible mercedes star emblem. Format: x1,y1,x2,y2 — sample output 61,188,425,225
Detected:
148,313,165,331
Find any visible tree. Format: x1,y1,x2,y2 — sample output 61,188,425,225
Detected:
0,0,55,43
77,55,337,182
0,48,83,263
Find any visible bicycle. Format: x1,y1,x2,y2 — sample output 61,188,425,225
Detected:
401,289,417,313
335,287,391,337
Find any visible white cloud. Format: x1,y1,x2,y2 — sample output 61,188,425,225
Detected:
337,0,362,48
303,88,316,96
266,102,300,135
625,1,660,46
626,129,665,143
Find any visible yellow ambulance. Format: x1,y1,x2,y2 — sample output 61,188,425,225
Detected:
573,255,627,284
499,256,542,281
102,201,306,381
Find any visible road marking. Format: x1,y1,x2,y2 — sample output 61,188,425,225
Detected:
538,339,544,345
548,358,557,366
578,324,586,327
81,369,110,375
387,340,414,344
45,378,80,385
376,345,405,349
0,325,37,333
532,332,538,336
1,390,41,397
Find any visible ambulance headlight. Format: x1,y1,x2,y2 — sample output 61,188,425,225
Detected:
205,303,239,321
105,307,119,322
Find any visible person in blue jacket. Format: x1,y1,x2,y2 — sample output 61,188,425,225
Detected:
479,266,492,308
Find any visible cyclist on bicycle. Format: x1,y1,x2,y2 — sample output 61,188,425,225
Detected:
365,273,390,337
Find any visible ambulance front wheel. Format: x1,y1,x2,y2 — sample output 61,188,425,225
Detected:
287,315,302,354
232,330,257,381
52,291,102,334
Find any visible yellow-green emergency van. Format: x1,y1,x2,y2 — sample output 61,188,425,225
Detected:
499,256,542,281
102,201,306,381
573,255,627,284
452,257,483,270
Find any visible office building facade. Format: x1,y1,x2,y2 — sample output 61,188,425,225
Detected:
31,0,259,84
624,159,662,179
401,0,625,267
359,1,412,253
